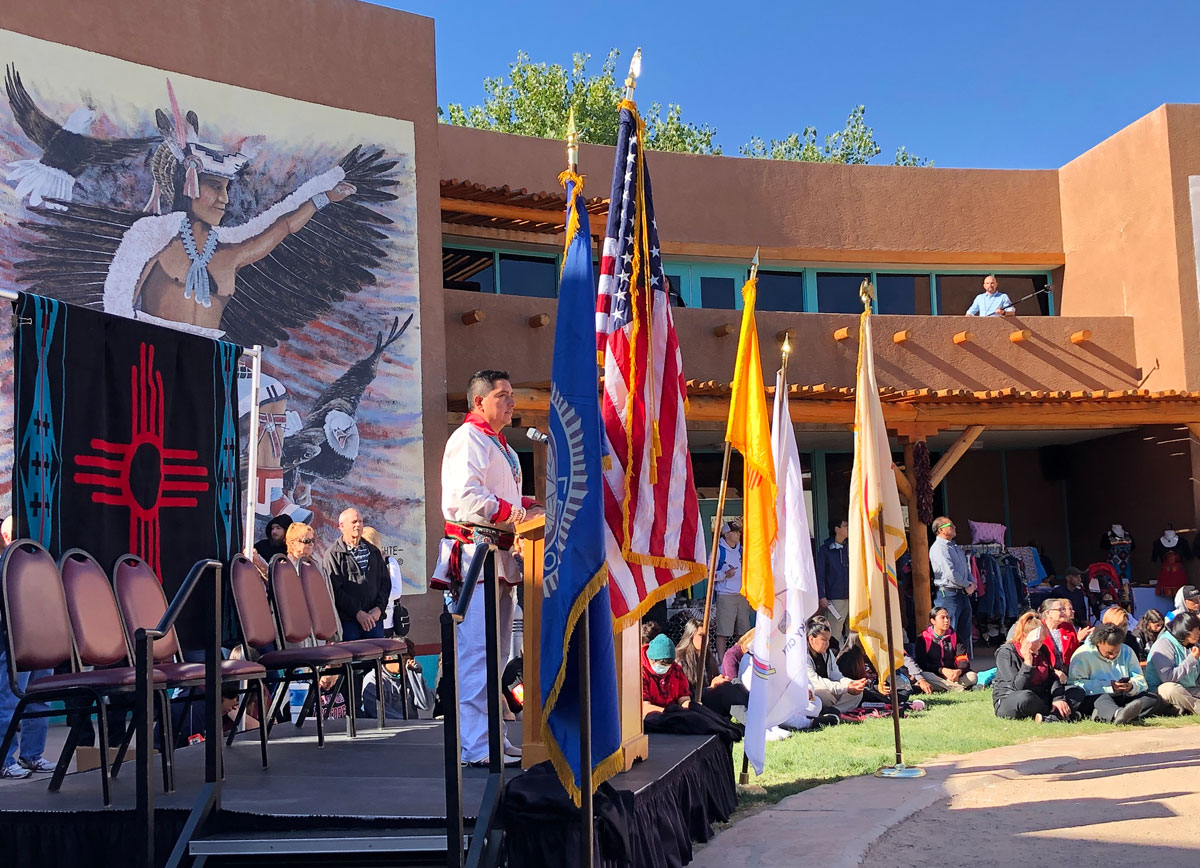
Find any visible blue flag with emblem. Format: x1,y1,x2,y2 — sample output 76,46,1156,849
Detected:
539,168,624,804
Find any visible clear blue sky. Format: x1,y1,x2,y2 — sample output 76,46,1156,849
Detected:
368,1,1198,169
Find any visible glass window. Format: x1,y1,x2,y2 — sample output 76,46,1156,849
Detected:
757,270,805,312
443,247,494,292
700,276,736,310
816,272,870,314
936,274,1050,316
876,273,931,316
498,253,557,298
665,273,685,307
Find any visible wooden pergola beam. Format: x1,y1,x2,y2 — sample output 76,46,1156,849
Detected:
461,389,1200,431
930,425,986,488
441,197,603,235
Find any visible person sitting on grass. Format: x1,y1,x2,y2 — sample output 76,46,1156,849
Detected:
1167,585,1200,623
721,628,753,681
1126,609,1165,663
836,633,926,704
1040,597,1088,679
641,633,692,716
1146,612,1200,715
1068,622,1160,724
675,618,749,718
915,606,978,692
993,611,1083,722
806,618,866,714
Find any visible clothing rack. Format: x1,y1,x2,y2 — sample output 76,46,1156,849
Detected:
962,542,1007,556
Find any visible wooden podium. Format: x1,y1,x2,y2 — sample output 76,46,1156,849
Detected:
517,515,649,771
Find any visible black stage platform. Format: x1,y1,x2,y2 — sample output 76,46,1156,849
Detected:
0,719,736,867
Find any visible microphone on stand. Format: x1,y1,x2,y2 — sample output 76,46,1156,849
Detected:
526,427,549,444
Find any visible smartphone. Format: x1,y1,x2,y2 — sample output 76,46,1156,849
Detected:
1025,624,1044,644
1116,676,1131,683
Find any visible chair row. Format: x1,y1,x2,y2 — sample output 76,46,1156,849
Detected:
0,541,268,806
226,553,408,746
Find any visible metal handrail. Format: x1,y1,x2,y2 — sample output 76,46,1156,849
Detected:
441,543,507,868
132,557,223,868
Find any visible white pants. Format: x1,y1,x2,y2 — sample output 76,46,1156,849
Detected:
456,582,515,763
815,687,862,714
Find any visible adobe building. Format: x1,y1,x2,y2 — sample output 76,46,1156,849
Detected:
5,0,1200,649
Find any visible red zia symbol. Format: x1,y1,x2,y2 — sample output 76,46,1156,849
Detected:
73,342,209,574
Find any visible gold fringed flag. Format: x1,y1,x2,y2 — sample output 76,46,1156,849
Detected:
725,274,777,615
848,285,907,679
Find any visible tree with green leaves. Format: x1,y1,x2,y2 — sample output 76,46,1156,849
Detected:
441,50,929,166
740,105,931,166
440,49,720,155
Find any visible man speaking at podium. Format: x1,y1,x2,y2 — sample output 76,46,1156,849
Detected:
438,370,541,767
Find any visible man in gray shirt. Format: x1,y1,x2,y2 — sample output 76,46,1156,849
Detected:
929,517,977,660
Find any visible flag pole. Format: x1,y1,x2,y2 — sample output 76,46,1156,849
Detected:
565,107,597,868
698,248,759,706
860,279,925,780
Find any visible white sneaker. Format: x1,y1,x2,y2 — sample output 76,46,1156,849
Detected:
764,726,792,742
18,757,57,773
1,763,32,779
502,739,522,759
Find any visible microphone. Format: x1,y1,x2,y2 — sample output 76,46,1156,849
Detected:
526,427,549,444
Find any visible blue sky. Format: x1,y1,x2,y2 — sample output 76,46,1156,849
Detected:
369,1,1198,169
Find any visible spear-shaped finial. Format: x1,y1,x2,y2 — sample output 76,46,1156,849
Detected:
566,106,579,172
781,332,792,374
624,47,643,101
859,278,874,313
750,246,760,283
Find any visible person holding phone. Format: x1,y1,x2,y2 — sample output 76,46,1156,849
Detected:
806,618,868,714
993,612,1083,722
1069,623,1160,723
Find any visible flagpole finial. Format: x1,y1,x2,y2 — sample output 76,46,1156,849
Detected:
859,279,874,313
566,106,579,172
624,48,643,101
781,333,791,374
750,247,760,283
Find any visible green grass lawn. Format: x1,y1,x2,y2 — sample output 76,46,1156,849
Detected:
732,689,1200,813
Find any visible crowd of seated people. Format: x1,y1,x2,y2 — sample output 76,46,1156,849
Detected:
638,587,1200,737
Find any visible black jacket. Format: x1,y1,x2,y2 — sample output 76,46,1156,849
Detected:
323,538,389,623
992,643,1064,710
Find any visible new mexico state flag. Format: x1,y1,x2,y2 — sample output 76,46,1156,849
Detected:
725,275,777,615
848,304,908,679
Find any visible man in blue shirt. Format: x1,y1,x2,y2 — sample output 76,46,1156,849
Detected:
929,517,977,660
816,518,850,643
966,274,1015,317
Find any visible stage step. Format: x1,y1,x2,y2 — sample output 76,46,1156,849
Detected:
189,827,464,866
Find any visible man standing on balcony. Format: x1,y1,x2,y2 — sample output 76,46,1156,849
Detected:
966,274,1016,317
929,517,978,660
438,370,540,767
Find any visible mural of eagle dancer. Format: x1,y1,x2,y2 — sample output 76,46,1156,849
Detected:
5,64,159,209
9,75,413,522
281,313,414,507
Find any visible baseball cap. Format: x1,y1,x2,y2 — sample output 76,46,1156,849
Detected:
1065,566,1083,577
1182,585,1200,602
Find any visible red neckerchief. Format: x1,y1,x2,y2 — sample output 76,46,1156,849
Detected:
465,411,508,448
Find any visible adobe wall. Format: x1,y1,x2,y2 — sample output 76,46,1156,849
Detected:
443,289,1139,392
439,124,1064,266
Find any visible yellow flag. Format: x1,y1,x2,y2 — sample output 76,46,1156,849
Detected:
848,305,908,679
725,276,777,616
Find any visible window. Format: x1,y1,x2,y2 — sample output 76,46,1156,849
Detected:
757,270,805,312
443,247,494,292
876,273,931,315
816,272,870,314
936,273,1051,316
700,276,737,310
498,253,557,298
665,273,685,307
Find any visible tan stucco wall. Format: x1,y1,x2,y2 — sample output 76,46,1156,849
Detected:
1059,107,1187,390
4,0,450,643
439,124,1064,266
444,290,1139,393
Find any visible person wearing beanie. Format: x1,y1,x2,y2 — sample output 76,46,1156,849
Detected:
254,514,293,562
641,633,692,715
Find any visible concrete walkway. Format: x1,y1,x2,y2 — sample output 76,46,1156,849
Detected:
692,726,1200,867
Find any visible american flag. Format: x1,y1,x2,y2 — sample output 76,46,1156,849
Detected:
596,101,706,631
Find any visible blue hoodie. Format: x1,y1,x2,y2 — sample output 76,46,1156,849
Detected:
1068,641,1147,696
1146,631,1200,690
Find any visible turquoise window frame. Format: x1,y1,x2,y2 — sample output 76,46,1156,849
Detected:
442,242,561,296
928,268,1056,316
662,261,750,309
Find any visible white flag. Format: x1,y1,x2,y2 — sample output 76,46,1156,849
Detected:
744,368,821,775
